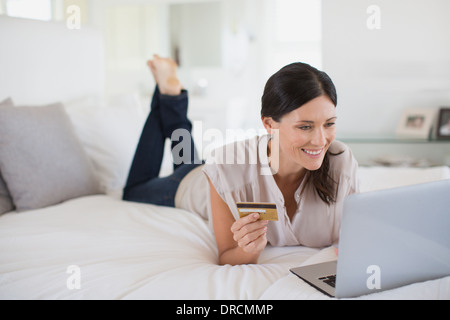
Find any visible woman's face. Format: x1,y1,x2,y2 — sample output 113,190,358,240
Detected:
264,95,337,172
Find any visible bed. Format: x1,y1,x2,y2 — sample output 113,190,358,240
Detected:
0,16,449,300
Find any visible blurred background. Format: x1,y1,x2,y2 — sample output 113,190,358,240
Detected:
2,0,450,165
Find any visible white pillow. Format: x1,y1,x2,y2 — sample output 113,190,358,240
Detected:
65,104,146,195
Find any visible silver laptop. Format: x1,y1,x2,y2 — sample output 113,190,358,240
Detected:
290,179,450,298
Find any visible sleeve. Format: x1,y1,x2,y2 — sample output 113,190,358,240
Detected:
202,162,226,203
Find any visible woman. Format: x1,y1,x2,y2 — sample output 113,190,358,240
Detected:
123,55,359,266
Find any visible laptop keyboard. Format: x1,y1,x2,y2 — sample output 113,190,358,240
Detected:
318,274,336,288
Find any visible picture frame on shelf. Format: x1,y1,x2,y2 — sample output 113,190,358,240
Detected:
437,108,450,140
395,108,436,140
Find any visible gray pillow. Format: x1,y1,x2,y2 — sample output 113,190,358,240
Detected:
0,102,102,212
0,98,15,214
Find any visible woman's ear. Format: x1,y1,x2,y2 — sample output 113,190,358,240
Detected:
261,116,278,135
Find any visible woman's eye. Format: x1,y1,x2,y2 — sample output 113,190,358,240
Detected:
325,122,336,127
298,126,311,130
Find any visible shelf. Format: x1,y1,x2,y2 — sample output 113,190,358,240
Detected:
336,135,450,166
337,134,450,144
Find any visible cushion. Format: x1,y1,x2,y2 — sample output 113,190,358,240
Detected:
0,102,102,212
64,101,147,195
0,97,15,214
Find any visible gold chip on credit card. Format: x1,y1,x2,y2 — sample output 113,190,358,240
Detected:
236,202,278,221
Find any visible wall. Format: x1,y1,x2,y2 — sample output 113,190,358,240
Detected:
86,0,323,136
0,15,104,105
88,1,170,103
322,0,450,137
170,2,222,68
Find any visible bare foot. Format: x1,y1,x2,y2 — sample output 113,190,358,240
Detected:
147,54,182,96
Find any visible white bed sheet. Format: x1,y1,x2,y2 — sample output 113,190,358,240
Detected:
1,166,449,300
0,195,318,300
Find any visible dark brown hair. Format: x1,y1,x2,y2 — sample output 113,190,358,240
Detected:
261,62,342,205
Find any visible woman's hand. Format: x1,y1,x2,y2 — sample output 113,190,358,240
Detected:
230,213,268,254
208,178,267,265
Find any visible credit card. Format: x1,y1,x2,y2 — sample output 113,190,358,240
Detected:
236,202,278,221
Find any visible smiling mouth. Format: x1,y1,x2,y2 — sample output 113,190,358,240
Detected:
301,148,324,156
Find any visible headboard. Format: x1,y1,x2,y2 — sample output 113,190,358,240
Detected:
0,15,104,105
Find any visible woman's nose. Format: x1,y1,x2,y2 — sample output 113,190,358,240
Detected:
311,128,326,146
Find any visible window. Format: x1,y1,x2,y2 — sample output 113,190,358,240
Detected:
275,0,321,43
5,0,52,21
265,0,322,74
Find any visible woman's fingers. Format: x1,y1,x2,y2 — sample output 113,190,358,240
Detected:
237,225,267,250
231,213,268,253
231,214,267,239
231,213,259,233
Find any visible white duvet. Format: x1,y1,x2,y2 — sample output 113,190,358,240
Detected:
0,195,318,300
1,166,450,300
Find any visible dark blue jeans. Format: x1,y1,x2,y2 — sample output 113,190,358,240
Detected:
122,87,203,207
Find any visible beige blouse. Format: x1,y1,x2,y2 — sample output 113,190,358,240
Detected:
176,134,359,248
